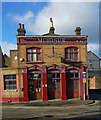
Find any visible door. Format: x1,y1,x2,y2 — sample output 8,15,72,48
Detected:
28,80,42,100
47,71,61,99
35,80,42,99
66,70,79,98
28,72,42,100
67,79,79,98
47,79,55,99
28,80,36,100
48,79,60,99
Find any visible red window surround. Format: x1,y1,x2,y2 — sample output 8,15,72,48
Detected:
65,47,78,61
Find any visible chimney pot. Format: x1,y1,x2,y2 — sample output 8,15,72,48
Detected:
19,23,21,28
22,24,24,29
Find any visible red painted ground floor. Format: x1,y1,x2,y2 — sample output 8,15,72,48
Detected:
1,64,89,102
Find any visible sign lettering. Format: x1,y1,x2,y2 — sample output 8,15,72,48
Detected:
38,38,65,43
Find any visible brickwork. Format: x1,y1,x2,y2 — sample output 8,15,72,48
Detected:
1,22,88,102
11,44,87,68
10,50,18,67
1,68,24,98
90,77,96,89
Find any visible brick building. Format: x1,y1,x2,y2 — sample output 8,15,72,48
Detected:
0,18,89,102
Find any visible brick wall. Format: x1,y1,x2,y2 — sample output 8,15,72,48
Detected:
90,77,96,89
10,50,18,67
1,68,24,98
11,44,87,68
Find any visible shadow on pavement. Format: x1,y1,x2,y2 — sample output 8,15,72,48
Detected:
2,114,101,120
89,89,101,100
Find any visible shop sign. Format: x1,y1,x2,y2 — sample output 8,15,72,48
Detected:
38,38,65,43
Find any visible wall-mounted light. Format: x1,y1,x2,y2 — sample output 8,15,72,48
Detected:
20,58,24,62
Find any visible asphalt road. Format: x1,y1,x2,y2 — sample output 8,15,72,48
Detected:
1,99,100,120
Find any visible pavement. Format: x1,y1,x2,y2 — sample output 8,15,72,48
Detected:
2,98,99,107
1,99,100,120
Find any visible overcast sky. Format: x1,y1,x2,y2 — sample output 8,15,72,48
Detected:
0,0,100,57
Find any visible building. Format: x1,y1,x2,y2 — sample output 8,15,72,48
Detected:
87,51,101,72
87,51,101,89
0,18,89,102
3,54,10,67
0,46,5,68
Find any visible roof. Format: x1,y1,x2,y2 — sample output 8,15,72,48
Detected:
16,35,88,38
87,51,101,60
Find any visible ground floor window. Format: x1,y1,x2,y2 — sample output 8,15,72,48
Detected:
4,75,16,90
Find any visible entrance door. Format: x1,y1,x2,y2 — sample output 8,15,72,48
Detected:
66,71,79,98
28,72,42,100
47,79,55,99
47,72,61,99
67,79,79,98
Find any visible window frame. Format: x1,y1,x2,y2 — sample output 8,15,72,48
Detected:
65,47,79,61
47,72,61,79
28,72,42,80
27,47,41,62
4,74,17,90
67,71,79,79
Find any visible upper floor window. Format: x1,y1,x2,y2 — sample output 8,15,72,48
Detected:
65,47,78,61
4,75,16,90
27,47,41,62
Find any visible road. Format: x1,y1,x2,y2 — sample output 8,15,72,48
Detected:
1,99,100,120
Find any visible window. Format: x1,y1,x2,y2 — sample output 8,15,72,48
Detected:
67,71,79,79
47,72,61,79
28,72,42,80
27,47,41,62
4,75,16,90
65,47,78,61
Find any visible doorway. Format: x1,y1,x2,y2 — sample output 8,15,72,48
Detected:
66,70,79,98
28,71,42,100
47,71,61,99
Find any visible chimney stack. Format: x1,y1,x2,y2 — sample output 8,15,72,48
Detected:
17,23,26,36
75,27,81,36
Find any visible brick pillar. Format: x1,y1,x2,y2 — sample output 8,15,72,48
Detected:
22,66,29,102
61,69,67,100
42,66,48,101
